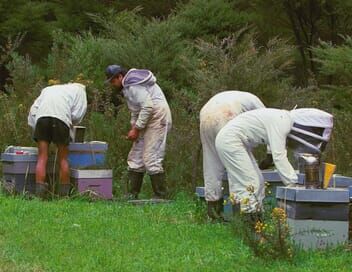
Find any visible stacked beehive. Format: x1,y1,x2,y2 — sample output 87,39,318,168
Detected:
276,186,350,249
1,142,113,200
68,141,113,200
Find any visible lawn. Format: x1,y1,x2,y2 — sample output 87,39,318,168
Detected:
0,193,351,272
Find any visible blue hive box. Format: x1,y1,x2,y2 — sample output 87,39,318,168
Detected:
68,141,108,168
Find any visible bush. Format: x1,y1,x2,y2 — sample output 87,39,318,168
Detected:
312,36,352,85
173,0,252,40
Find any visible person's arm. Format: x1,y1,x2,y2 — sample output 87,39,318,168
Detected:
131,85,153,130
130,112,138,127
267,118,298,185
71,89,88,125
28,95,42,128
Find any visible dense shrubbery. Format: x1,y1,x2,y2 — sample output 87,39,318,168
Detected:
312,36,352,86
1,0,352,198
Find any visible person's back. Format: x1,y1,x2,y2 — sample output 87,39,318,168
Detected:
122,69,172,129
228,108,292,149
123,69,168,104
31,83,87,129
200,91,265,137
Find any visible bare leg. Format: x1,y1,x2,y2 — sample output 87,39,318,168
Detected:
57,144,70,184
36,141,49,183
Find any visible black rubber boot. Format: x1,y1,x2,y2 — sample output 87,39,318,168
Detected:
207,200,224,221
128,171,144,199
35,183,48,199
59,184,71,197
241,212,263,230
150,173,167,199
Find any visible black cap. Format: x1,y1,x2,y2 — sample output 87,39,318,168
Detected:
105,64,123,84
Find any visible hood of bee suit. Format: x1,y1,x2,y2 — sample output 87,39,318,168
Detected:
288,108,333,154
122,69,156,87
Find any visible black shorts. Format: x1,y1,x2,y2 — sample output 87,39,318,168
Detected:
33,117,70,145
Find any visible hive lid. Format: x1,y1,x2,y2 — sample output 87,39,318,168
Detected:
276,186,349,203
70,169,112,178
69,141,108,152
1,146,38,162
261,170,305,184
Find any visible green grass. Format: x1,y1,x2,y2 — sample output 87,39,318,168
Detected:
0,194,351,272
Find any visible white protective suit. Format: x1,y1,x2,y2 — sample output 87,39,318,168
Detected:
200,91,265,201
215,108,333,213
122,69,172,174
28,83,87,137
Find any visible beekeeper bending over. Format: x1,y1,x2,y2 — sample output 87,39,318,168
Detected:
215,108,333,220
28,83,87,198
200,91,265,219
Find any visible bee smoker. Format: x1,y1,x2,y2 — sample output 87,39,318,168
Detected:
298,153,321,189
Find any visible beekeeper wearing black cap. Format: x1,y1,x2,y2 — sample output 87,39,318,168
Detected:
105,65,172,199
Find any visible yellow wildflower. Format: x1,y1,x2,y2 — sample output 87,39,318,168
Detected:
272,207,287,222
241,197,249,205
229,192,236,204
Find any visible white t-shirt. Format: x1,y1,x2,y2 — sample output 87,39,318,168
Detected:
28,83,87,129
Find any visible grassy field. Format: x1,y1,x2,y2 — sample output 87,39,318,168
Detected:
0,193,351,272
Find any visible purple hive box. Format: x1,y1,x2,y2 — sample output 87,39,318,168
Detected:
70,169,113,200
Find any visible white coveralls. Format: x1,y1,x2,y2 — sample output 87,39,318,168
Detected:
122,69,172,175
215,108,298,213
215,108,333,213
200,91,265,201
27,83,87,138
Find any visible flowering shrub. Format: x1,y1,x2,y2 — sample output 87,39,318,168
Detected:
251,207,294,260
230,185,294,260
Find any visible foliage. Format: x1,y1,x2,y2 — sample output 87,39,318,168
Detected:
232,208,295,261
229,184,294,260
173,0,253,41
0,0,179,61
113,0,181,18
0,50,43,148
312,36,352,85
192,32,294,108
253,208,294,260
232,0,352,84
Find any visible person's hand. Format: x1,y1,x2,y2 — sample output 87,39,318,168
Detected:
259,153,274,170
127,126,139,141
